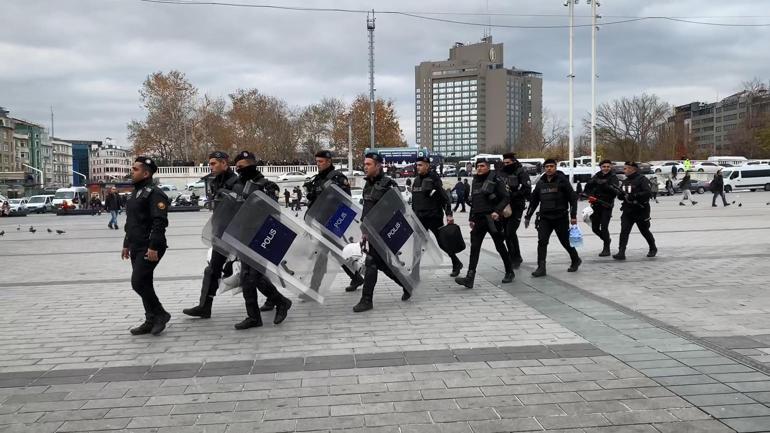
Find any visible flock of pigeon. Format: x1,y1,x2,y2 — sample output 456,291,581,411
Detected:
0,225,66,236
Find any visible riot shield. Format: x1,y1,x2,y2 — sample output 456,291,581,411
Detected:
219,190,344,303
360,188,443,294
303,184,363,249
201,191,243,257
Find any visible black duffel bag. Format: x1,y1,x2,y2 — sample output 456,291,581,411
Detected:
437,223,466,254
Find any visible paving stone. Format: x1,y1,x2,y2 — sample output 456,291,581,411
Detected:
721,416,770,433
400,423,473,433
517,392,584,405
652,420,734,433
666,383,736,396
621,396,691,410
558,401,629,415
578,389,645,401
104,404,174,418
430,408,499,422
467,418,544,433
263,406,329,420
393,399,457,412
536,413,611,429
683,393,757,407
701,403,770,419
364,411,431,426
58,418,131,432
330,402,395,416
604,409,678,425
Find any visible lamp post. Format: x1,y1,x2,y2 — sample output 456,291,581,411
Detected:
587,0,600,172
565,0,576,181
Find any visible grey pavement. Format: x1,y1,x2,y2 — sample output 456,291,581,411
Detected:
0,190,769,432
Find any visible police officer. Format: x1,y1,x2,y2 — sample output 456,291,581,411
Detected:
500,152,531,268
302,150,364,292
454,159,513,289
183,151,237,319
411,156,463,277
613,161,657,260
354,152,407,313
525,159,581,277
584,159,620,256
229,151,292,329
122,157,171,336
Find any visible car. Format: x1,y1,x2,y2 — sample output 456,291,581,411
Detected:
350,187,364,205
442,166,457,177
186,180,206,190
9,198,28,213
277,171,309,182
692,161,721,173
26,195,55,213
398,185,412,204
651,161,684,174
347,170,364,177
721,164,770,192
689,180,710,194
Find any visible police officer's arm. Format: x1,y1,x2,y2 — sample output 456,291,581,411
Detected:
632,177,652,201
564,180,578,220
525,183,541,220
493,176,510,214
517,170,532,200
148,191,169,251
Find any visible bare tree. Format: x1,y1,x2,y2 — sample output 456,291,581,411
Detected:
518,109,567,157
595,93,670,161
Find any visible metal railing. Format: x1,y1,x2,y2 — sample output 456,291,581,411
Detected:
155,165,319,176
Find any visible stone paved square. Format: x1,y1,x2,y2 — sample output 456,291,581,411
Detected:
1,191,770,432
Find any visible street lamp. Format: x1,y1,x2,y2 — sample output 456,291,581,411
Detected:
587,0,600,172
565,0,577,182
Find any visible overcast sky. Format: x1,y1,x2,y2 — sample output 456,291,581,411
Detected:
1,0,768,149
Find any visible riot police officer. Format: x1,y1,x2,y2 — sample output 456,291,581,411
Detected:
500,152,531,268
302,150,364,292
454,159,513,289
411,156,463,277
183,151,238,319
614,161,657,260
525,159,581,277
354,152,406,313
584,159,620,256
229,151,292,329
122,157,171,336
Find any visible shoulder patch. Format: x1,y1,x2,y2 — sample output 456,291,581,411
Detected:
157,201,167,210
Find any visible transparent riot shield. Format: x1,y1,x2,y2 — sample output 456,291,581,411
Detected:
303,184,363,249
360,188,443,294
219,190,344,303
201,191,243,257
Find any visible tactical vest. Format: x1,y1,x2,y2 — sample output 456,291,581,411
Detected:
306,169,344,203
470,174,499,214
363,176,395,215
411,174,437,213
539,181,567,213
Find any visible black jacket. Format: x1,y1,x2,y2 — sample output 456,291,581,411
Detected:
362,171,399,217
584,171,620,208
209,169,238,209
304,165,350,207
470,171,509,216
711,174,724,193
526,171,577,220
500,162,531,209
123,178,169,250
411,171,451,219
232,165,279,201
618,171,652,215
105,193,122,211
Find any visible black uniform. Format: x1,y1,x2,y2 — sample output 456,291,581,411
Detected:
584,170,620,253
465,171,512,277
356,171,405,311
186,169,238,316
526,171,581,274
411,170,463,273
303,165,364,290
230,165,291,326
500,162,531,267
616,172,657,257
123,178,170,327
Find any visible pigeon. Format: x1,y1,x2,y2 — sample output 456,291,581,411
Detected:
0,231,4,236
56,230,66,235
47,228,52,233
16,225,20,231
29,227,36,233
738,203,742,207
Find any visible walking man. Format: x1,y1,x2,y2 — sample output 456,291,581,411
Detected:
613,162,657,260
105,186,122,230
678,172,698,206
452,177,466,212
500,152,531,268
122,157,171,336
584,159,619,257
711,169,730,207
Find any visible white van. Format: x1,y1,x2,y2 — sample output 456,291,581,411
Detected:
26,195,55,213
721,165,770,192
53,187,89,208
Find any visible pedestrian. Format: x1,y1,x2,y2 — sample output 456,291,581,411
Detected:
230,151,292,329
183,151,237,319
678,172,698,206
711,169,730,207
671,164,678,180
575,181,583,200
105,186,122,229
411,156,463,277
353,153,407,312
524,158,581,277
90,194,102,213
295,186,303,211
683,157,692,173
650,177,660,203
284,188,290,207
455,159,513,288
613,161,657,260
665,178,674,196
452,177,466,212
500,152,531,268
122,156,171,336
462,178,471,205
1,201,9,216
584,159,619,257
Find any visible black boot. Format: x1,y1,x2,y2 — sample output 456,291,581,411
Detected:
454,270,476,289
599,241,611,257
567,255,582,273
502,272,514,284
234,317,263,330
449,262,463,278
353,297,373,313
151,312,171,336
511,258,523,269
182,298,212,318
647,246,658,258
274,299,292,324
260,299,275,312
130,321,153,335
613,249,626,260
345,275,364,292
531,262,546,278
